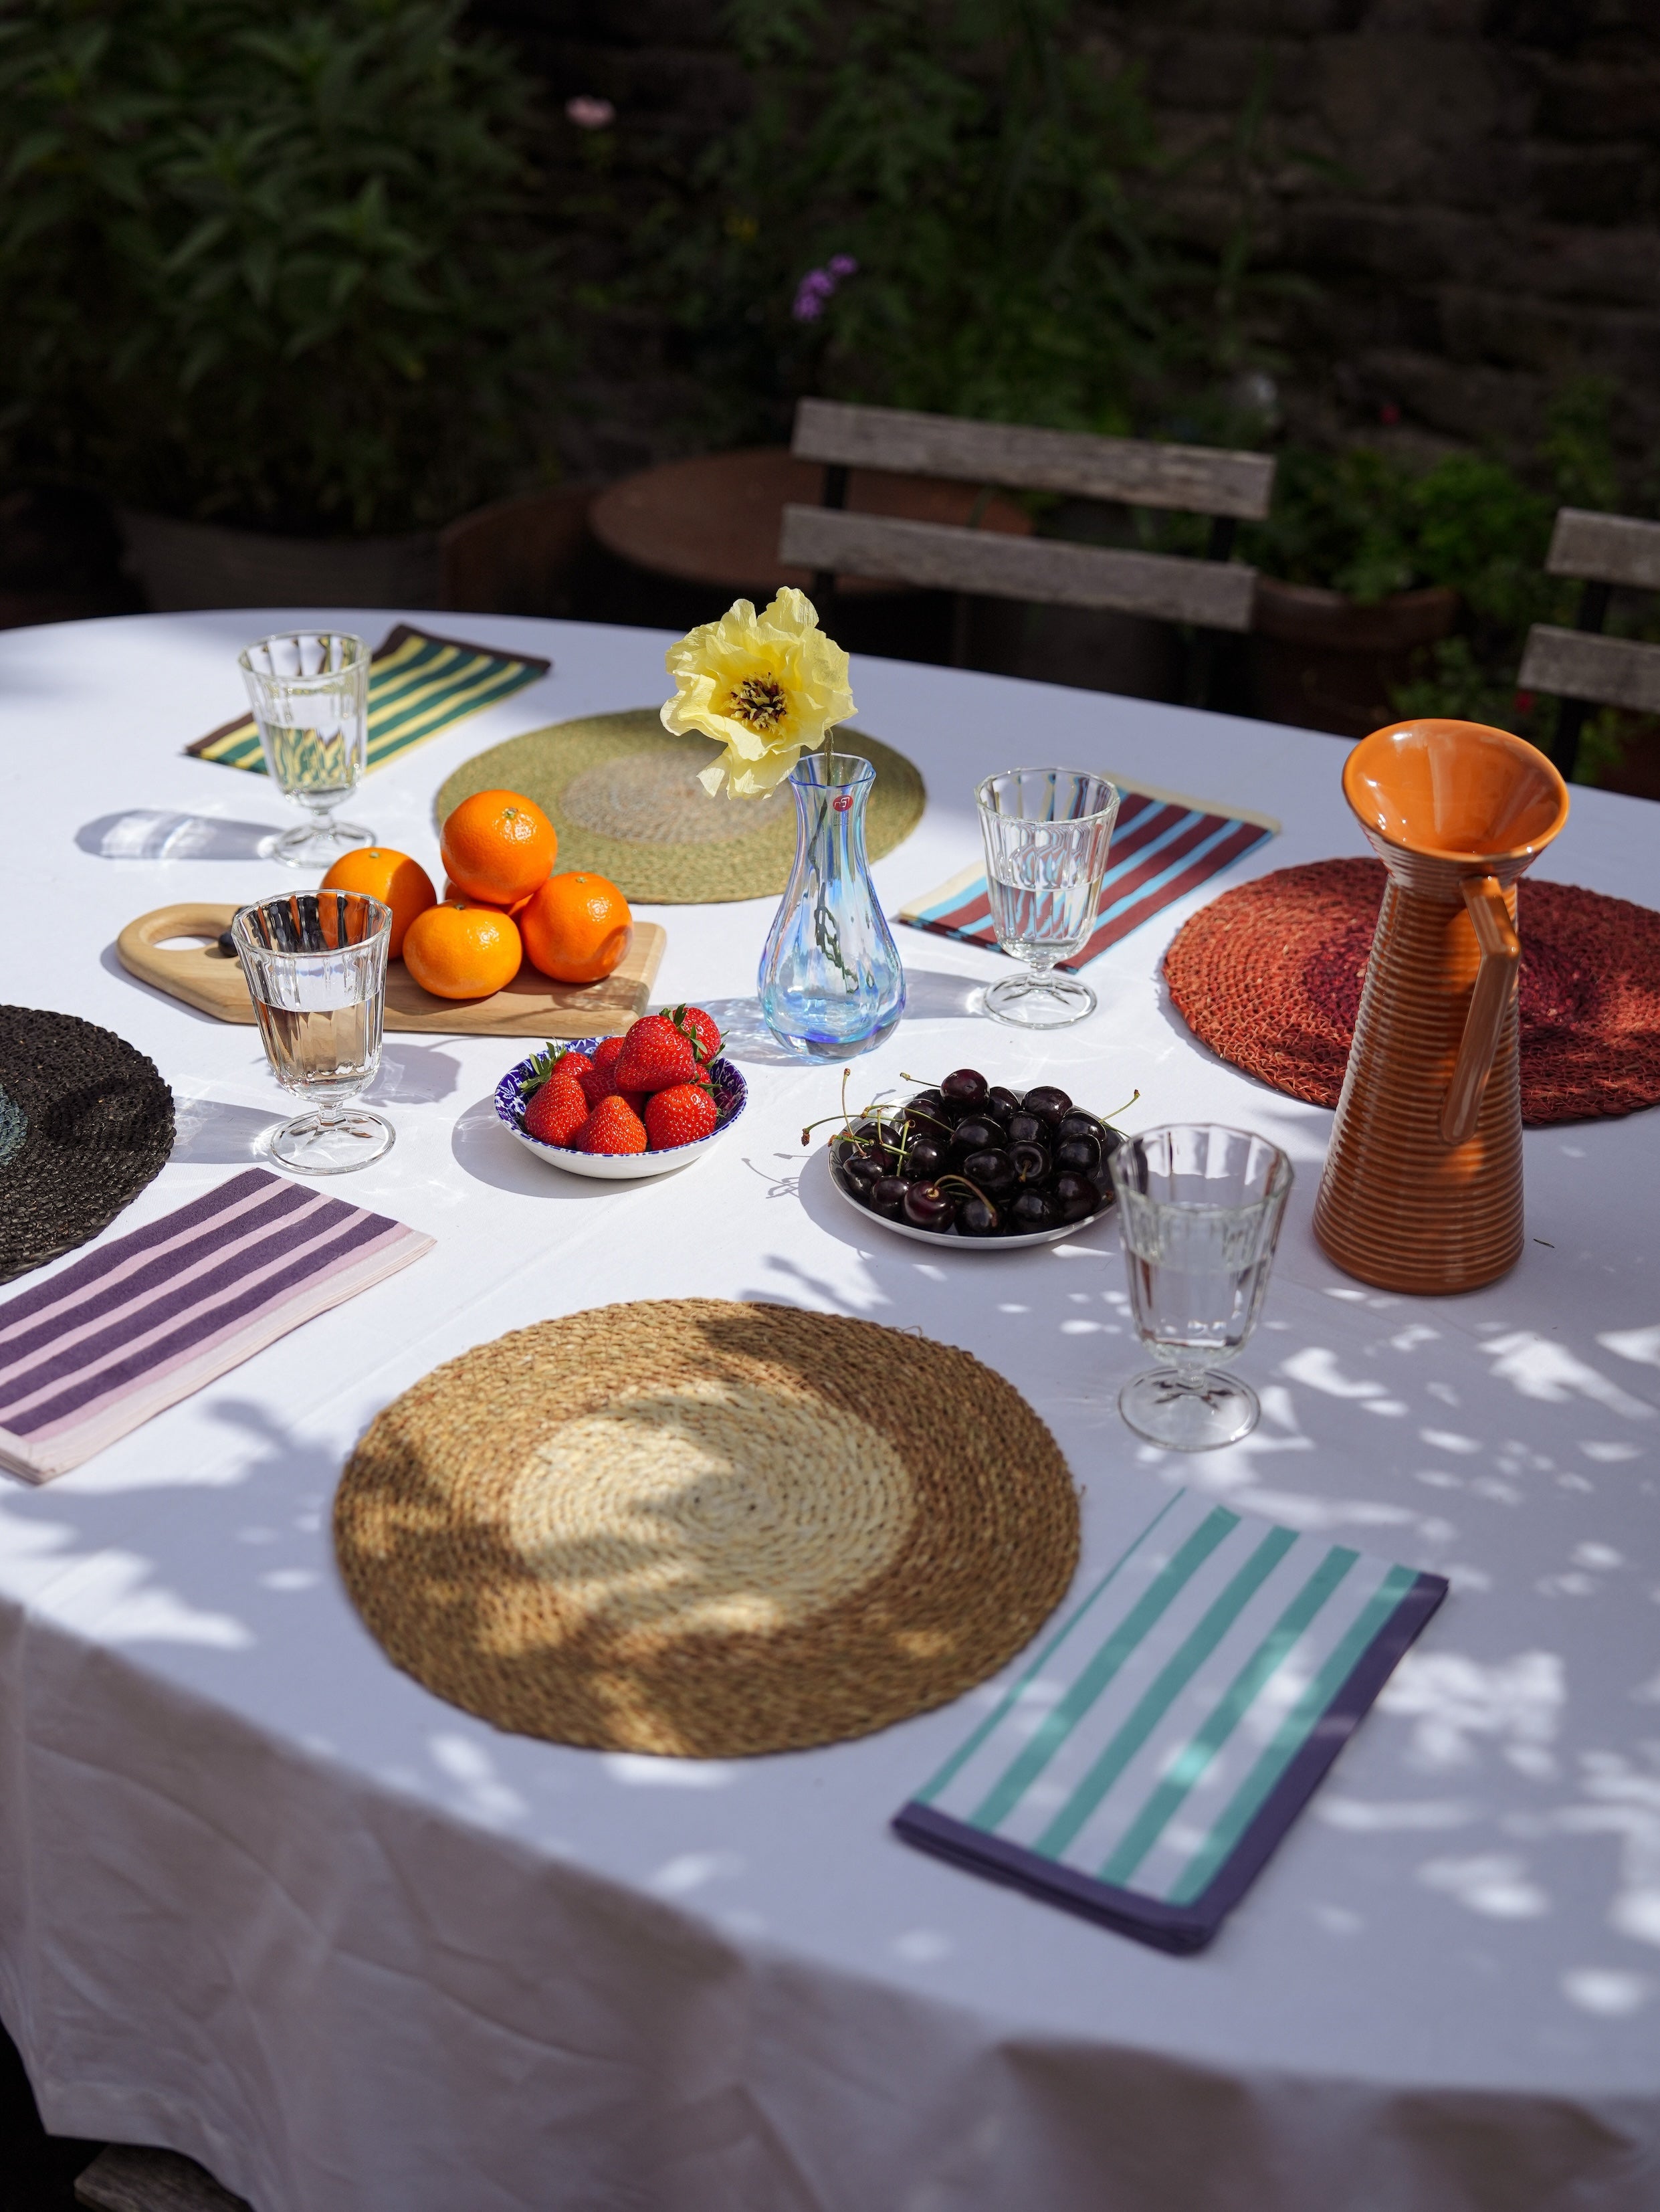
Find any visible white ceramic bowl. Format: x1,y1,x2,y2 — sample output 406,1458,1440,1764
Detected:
823,1144,1116,1248
494,1039,747,1181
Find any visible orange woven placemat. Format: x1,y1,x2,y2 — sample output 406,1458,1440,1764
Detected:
1164,858,1660,1126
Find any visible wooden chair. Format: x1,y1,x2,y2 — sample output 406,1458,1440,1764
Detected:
1518,507,1660,777
777,399,1275,699
76,2142,251,2211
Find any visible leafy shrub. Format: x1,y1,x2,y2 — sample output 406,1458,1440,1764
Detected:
644,0,1223,446
0,0,564,533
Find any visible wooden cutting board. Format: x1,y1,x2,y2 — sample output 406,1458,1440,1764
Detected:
116,904,667,1037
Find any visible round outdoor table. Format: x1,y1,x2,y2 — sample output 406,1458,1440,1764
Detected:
0,611,1655,2212
588,445,1032,597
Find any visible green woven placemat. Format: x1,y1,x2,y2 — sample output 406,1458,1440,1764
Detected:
433,710,926,905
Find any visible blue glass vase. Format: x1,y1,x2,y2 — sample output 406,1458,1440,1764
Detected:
758,750,906,1059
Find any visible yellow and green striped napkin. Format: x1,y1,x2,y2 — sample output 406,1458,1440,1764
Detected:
187,624,551,776
896,1486,1447,1952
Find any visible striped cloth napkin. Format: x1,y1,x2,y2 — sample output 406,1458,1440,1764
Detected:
0,1169,433,1482
187,624,550,777
896,1486,1447,1952
896,777,1279,970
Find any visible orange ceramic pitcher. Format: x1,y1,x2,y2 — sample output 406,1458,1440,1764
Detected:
1313,719,1569,1294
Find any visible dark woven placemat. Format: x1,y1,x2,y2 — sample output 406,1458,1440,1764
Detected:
1164,858,1660,1126
0,1008,175,1282
334,1299,1079,1758
433,710,926,905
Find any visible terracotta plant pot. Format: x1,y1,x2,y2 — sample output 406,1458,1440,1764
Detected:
1251,577,1459,740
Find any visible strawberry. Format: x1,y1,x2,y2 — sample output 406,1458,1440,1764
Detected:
520,1040,595,1099
645,1082,718,1151
522,1072,589,1148
577,1094,648,1155
593,1035,628,1073
613,1013,699,1094
675,1005,722,1064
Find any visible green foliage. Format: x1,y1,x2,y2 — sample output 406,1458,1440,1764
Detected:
645,0,1223,445
0,0,564,532
1241,446,1556,611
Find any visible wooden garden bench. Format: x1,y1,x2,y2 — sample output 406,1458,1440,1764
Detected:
778,399,1275,698
1518,507,1660,776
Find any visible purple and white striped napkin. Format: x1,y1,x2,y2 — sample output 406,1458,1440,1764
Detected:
0,1168,433,1482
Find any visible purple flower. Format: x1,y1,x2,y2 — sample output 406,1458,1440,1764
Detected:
792,286,825,322
565,95,615,130
828,254,859,278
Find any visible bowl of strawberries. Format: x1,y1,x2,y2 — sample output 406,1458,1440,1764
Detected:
496,1005,745,1180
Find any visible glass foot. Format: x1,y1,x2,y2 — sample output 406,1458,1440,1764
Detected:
271,817,375,869
269,1108,395,1176
983,971,1096,1028
1118,1367,1259,1451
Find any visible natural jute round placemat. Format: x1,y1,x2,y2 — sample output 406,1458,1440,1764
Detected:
334,1300,1079,1756
433,710,926,904
0,1007,175,1283
1164,858,1660,1126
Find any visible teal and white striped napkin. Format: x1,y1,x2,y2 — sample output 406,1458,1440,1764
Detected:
894,1488,1447,1952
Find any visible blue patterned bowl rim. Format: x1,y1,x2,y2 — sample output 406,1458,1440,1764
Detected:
494,1039,747,1154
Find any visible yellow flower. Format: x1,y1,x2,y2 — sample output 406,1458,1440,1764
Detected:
661,588,855,798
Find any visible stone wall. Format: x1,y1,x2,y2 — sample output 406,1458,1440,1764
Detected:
476,0,1660,477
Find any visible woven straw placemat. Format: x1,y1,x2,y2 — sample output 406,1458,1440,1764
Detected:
433,710,926,905
0,1007,175,1283
334,1300,1079,1757
1164,858,1660,1126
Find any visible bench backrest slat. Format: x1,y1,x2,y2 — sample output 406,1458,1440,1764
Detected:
792,399,1274,520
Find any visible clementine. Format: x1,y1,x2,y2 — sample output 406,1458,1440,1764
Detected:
320,847,437,959
520,872,633,985
439,789,557,906
401,900,523,1001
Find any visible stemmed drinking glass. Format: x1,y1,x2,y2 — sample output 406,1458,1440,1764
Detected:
232,890,395,1175
976,768,1119,1027
239,631,374,868
1109,1123,1292,1450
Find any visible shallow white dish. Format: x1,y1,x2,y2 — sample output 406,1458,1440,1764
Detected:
823,1146,1115,1249
496,1038,746,1181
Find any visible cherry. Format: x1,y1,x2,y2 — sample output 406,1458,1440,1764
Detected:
962,1147,1015,1193
841,1152,884,1191
907,1088,950,1121
983,1086,1021,1125
1010,1189,1057,1231
940,1068,989,1106
1059,1111,1108,1144
870,1177,909,1217
905,1136,946,1179
1005,1112,1044,1147
1021,1085,1073,1125
950,1117,1001,1157
1053,1171,1099,1222
958,1197,1001,1237
1008,1140,1050,1185
1055,1134,1102,1176
903,1181,957,1230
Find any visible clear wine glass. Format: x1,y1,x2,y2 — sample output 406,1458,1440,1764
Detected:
976,768,1119,1027
239,631,374,868
232,890,395,1175
1109,1123,1292,1450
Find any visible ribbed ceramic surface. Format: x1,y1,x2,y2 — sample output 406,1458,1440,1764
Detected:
1314,872,1523,1293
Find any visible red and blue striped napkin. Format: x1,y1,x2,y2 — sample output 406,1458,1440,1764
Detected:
896,777,1279,970
0,1169,433,1482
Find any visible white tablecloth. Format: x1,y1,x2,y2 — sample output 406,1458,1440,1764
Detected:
0,611,1656,2212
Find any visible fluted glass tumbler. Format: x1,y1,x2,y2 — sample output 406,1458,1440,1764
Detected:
239,631,373,868
976,768,1119,1027
232,890,394,1175
1110,1124,1292,1450
758,750,906,1059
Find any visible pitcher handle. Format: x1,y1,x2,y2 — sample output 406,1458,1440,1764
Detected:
1440,875,1521,1145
